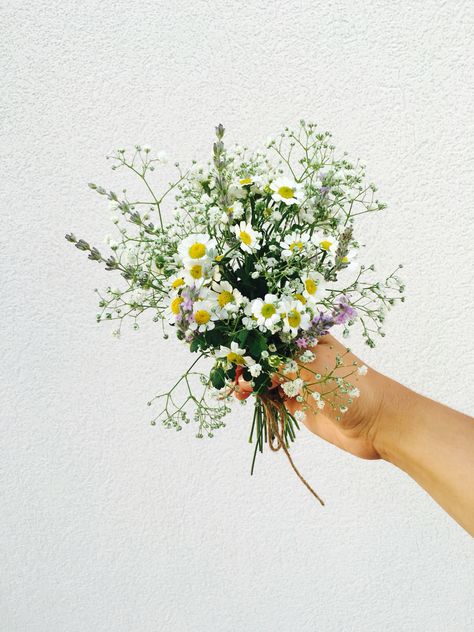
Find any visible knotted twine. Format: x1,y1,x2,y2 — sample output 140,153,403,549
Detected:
259,395,325,506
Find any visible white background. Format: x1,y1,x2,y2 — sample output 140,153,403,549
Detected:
2,1,474,631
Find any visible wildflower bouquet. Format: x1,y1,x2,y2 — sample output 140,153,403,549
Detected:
67,121,404,502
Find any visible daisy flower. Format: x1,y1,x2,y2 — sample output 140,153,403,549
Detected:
301,272,326,303
211,280,242,317
178,234,215,261
216,342,254,367
280,232,310,258
312,231,337,257
337,247,358,272
167,272,186,292
167,295,185,322
233,221,261,253
225,201,244,222
279,300,311,337
250,294,280,329
270,177,304,206
189,300,217,332
182,259,211,286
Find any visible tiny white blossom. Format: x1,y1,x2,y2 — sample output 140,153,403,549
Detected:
281,378,304,398
357,365,368,376
299,350,315,363
283,360,297,375
249,363,262,377
156,150,168,163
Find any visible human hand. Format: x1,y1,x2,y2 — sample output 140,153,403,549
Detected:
234,334,385,460
234,334,474,534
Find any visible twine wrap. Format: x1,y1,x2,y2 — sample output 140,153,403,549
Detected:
259,396,325,506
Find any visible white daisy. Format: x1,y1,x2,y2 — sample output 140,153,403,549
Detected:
337,247,358,271
189,300,217,332
182,260,211,286
233,221,261,253
280,232,310,258
211,281,242,317
167,272,186,293
225,201,245,222
167,295,185,322
250,294,280,329
279,300,311,337
312,231,337,257
301,272,326,303
270,177,304,206
178,234,215,262
216,342,254,367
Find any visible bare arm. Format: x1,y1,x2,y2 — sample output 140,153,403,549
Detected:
283,336,474,535
372,373,474,535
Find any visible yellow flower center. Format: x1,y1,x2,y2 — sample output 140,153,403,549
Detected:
218,290,234,307
239,177,252,185
194,309,211,325
290,240,303,252
319,240,332,251
295,293,306,305
341,255,348,263
287,309,301,328
227,352,245,365
171,296,184,315
277,185,294,199
239,231,252,246
261,303,276,318
188,242,206,259
190,264,204,279
171,277,184,289
305,279,317,295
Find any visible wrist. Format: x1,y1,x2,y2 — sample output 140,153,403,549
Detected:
370,372,416,465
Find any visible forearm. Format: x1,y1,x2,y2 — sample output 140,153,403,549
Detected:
373,372,474,536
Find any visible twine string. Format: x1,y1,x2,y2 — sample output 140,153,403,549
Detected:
260,397,325,506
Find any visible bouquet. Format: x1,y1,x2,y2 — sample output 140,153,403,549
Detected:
67,121,404,503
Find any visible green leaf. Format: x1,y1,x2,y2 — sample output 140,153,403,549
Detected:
246,330,268,358
190,336,205,353
210,365,226,389
235,329,249,346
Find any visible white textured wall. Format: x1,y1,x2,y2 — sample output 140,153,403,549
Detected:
2,1,474,630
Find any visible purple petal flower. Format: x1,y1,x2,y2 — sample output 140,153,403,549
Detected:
333,295,357,324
